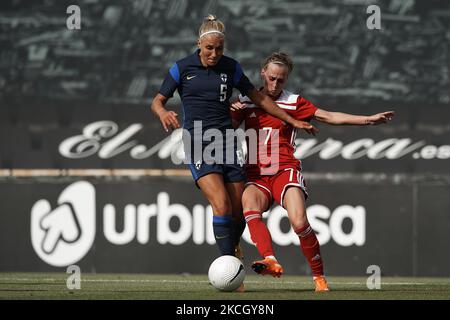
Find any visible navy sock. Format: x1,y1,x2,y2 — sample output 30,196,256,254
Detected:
232,217,246,247
212,215,234,256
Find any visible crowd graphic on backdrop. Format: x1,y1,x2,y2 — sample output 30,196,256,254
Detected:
1,1,448,106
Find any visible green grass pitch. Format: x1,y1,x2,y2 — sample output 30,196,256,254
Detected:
1,273,449,300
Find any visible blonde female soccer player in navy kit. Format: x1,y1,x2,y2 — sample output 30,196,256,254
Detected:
151,16,317,271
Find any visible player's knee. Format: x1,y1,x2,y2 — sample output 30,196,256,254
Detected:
242,197,255,211
242,194,266,212
242,200,263,213
290,213,308,230
210,199,231,215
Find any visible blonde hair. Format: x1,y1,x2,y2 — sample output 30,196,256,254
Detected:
199,14,225,39
262,52,293,74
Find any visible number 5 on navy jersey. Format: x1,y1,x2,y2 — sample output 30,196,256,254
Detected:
220,84,227,102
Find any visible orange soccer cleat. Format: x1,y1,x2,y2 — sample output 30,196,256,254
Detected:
251,257,284,278
314,276,330,292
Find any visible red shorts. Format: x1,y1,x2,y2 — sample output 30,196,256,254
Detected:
246,167,308,208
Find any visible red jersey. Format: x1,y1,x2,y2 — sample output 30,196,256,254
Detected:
231,90,317,176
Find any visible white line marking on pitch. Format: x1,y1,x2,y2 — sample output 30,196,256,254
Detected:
0,278,427,285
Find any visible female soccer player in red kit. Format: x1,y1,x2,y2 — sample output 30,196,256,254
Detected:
231,52,394,292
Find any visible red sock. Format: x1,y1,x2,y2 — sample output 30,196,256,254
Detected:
295,223,324,277
244,211,274,258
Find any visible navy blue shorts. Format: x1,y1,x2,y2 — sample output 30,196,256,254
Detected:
188,162,246,186
183,129,246,186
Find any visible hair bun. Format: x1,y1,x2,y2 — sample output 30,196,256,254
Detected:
206,14,217,21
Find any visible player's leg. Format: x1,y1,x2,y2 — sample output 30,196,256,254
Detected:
222,162,247,293
197,173,235,256
224,181,246,259
283,186,329,291
243,184,283,277
242,184,271,257
222,163,248,258
224,180,246,292
283,187,323,274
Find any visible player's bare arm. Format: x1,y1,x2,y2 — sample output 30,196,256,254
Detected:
151,93,180,132
313,108,395,126
247,88,319,135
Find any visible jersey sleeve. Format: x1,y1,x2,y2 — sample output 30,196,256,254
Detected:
158,63,180,98
293,96,318,121
233,62,255,96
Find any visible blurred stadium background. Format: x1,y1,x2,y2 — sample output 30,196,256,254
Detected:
0,0,449,289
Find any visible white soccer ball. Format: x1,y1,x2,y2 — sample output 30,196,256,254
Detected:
208,255,245,292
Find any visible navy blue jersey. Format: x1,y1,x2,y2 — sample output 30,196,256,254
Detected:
159,49,255,132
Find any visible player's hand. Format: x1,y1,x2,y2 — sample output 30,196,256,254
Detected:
366,111,395,125
292,120,319,136
158,110,180,132
230,101,245,111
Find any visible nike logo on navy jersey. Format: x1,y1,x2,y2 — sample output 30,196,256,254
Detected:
215,235,229,239
186,75,197,80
